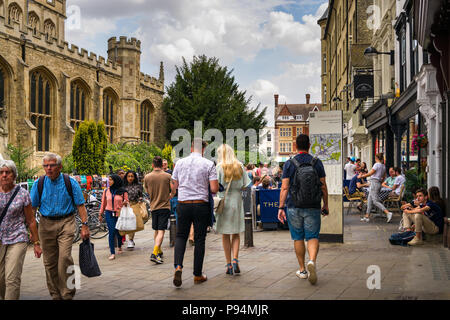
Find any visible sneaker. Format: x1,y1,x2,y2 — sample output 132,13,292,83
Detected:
386,212,393,223
194,274,208,284
127,240,135,249
306,261,317,285
173,266,182,287
360,217,370,222
150,253,163,264
296,270,308,279
407,236,424,246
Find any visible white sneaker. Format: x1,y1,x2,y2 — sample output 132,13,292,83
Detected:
296,270,308,279
127,240,135,249
360,217,370,222
386,212,393,223
306,261,317,285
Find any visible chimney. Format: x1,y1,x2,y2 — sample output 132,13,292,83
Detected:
274,94,279,107
306,93,310,104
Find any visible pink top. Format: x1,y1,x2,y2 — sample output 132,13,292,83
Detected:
99,188,129,214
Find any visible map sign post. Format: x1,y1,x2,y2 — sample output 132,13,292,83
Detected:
309,111,343,242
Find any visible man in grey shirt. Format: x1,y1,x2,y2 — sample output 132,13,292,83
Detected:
171,138,219,287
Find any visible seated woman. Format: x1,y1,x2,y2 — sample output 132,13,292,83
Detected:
348,174,369,211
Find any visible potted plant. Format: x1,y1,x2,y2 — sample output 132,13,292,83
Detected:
404,167,426,202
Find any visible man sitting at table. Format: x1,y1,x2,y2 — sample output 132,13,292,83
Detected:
386,167,405,197
402,188,444,245
382,167,396,189
348,174,370,211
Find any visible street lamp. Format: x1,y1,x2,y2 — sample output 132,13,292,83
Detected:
364,47,395,65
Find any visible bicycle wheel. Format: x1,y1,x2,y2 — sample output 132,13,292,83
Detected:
91,213,109,239
87,209,100,237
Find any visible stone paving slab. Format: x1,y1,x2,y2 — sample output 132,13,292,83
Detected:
18,211,450,300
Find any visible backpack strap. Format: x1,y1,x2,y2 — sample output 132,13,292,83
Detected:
310,157,319,167
290,157,301,169
38,174,75,207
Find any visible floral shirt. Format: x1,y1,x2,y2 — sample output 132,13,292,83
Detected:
0,186,31,245
125,184,143,203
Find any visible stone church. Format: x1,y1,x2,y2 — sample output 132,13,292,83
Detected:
0,0,165,167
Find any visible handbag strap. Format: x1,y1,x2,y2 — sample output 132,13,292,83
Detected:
223,178,232,200
0,186,21,227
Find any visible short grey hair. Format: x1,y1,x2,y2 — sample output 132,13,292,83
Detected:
0,160,18,179
42,153,62,166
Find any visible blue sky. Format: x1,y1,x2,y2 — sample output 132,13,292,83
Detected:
66,0,328,127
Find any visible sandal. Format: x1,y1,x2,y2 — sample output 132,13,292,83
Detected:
232,259,240,274
226,263,233,275
108,254,115,260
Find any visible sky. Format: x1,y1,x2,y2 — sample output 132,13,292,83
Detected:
65,0,328,127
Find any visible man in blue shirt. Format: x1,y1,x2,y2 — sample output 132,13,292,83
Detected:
278,134,329,285
30,153,89,300
402,188,444,245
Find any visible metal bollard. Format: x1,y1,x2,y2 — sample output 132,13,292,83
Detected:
169,214,176,247
244,211,254,247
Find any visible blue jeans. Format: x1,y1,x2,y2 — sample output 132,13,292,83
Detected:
105,210,122,254
286,207,321,241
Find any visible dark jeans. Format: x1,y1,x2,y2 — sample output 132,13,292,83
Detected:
174,202,210,276
105,210,123,254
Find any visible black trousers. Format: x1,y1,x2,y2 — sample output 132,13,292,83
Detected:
174,202,210,276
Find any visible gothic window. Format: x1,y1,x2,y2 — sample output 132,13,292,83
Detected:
44,19,56,40
8,3,22,25
29,12,39,35
70,80,89,130
103,89,117,143
0,1,4,18
30,70,53,151
0,68,4,111
140,101,153,143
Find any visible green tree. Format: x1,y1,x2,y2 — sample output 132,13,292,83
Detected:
6,142,39,181
72,120,107,174
162,144,174,169
163,55,267,141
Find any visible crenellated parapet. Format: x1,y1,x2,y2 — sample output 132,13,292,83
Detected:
0,16,121,76
140,72,164,92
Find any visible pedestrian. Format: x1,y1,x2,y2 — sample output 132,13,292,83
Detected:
144,156,173,264
30,153,90,300
123,171,145,250
215,144,251,275
117,169,126,181
344,157,357,181
358,153,393,223
246,164,255,187
99,174,129,260
163,159,173,175
277,134,329,285
0,160,42,300
171,138,219,287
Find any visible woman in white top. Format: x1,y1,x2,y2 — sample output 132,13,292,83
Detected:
358,153,393,223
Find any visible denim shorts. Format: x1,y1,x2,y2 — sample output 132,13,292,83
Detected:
286,207,321,241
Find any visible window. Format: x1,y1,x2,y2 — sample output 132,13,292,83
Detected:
140,101,153,143
28,12,39,35
280,142,292,153
281,115,290,121
323,54,327,73
324,84,327,104
410,16,419,79
103,89,117,143
279,128,291,137
267,132,271,142
70,80,89,130
399,27,407,92
0,68,4,109
44,19,56,40
267,147,271,157
30,70,52,151
8,3,22,25
296,127,303,136
295,115,303,121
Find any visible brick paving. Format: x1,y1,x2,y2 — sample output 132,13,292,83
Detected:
19,210,450,300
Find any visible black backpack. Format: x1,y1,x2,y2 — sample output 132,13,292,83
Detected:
37,174,75,207
389,231,416,246
289,157,322,208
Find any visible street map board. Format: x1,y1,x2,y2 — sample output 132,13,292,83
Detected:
309,110,343,241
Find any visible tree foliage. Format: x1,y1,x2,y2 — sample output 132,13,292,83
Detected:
163,55,267,141
6,142,39,181
72,120,108,175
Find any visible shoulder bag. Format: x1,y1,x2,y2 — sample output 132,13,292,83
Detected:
213,179,232,215
0,186,21,227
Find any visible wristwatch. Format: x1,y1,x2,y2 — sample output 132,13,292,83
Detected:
34,240,40,246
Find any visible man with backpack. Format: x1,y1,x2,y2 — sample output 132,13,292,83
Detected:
278,134,328,285
30,153,90,300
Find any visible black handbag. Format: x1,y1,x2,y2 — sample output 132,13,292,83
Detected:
79,238,101,277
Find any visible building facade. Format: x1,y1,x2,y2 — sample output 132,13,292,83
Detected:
274,93,321,162
0,0,165,168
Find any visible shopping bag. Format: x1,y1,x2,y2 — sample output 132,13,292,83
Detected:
79,238,101,277
116,206,137,231
119,203,145,235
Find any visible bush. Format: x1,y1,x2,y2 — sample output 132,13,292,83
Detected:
62,153,75,174
404,167,426,202
6,142,39,181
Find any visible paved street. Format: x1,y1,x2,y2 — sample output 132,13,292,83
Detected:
20,211,450,300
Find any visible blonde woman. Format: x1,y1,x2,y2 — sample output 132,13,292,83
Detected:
216,144,251,275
